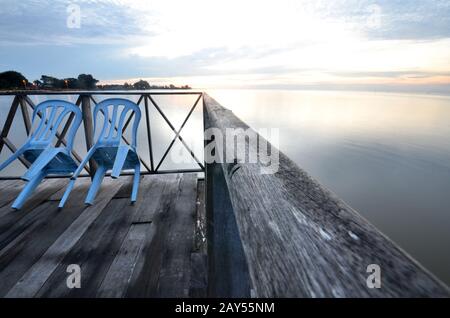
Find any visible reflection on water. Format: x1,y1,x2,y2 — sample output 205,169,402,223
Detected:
209,89,450,285
1,89,449,285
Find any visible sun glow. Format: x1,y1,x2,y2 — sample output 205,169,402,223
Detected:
105,0,450,89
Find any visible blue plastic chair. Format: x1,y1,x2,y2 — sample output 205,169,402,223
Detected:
59,98,142,208
0,100,82,209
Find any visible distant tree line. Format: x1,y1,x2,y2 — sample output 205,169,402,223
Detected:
37,74,99,89
0,70,191,90
98,80,191,90
0,71,98,89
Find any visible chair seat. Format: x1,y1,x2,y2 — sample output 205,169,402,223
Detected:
92,146,139,170
24,148,78,174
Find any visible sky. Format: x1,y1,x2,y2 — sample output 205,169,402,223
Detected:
0,0,449,93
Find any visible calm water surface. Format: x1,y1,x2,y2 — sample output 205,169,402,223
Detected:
1,89,449,285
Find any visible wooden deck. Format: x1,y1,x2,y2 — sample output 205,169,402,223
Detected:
0,173,206,298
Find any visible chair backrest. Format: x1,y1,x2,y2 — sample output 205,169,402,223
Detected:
30,100,82,150
93,98,141,148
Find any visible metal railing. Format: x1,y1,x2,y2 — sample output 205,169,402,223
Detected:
0,90,205,180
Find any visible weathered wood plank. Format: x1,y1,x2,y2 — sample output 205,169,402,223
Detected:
131,174,180,224
203,105,252,298
6,179,123,297
189,253,208,298
203,93,449,298
0,180,25,208
0,179,90,296
96,223,155,297
35,177,148,298
0,179,66,231
194,179,206,253
156,173,197,297
96,176,162,297
125,174,183,297
80,95,97,176
0,173,202,298
18,96,32,136
189,180,208,297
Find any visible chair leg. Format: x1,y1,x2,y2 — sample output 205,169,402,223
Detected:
85,165,106,206
131,163,140,204
71,146,96,180
12,170,46,210
58,178,76,208
111,146,129,179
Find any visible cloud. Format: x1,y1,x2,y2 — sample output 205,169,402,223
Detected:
0,0,449,91
0,0,147,46
356,1,450,40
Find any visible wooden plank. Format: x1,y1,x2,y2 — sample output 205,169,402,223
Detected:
0,178,65,223
112,176,134,199
35,177,149,298
203,105,252,298
18,96,32,136
0,180,25,208
0,182,78,254
125,174,183,297
132,174,179,224
190,180,207,297
203,93,450,298
80,95,97,176
97,174,177,297
96,223,155,297
35,197,132,297
194,179,206,254
155,173,197,297
189,253,207,298
5,179,123,297
204,163,252,297
0,179,90,296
